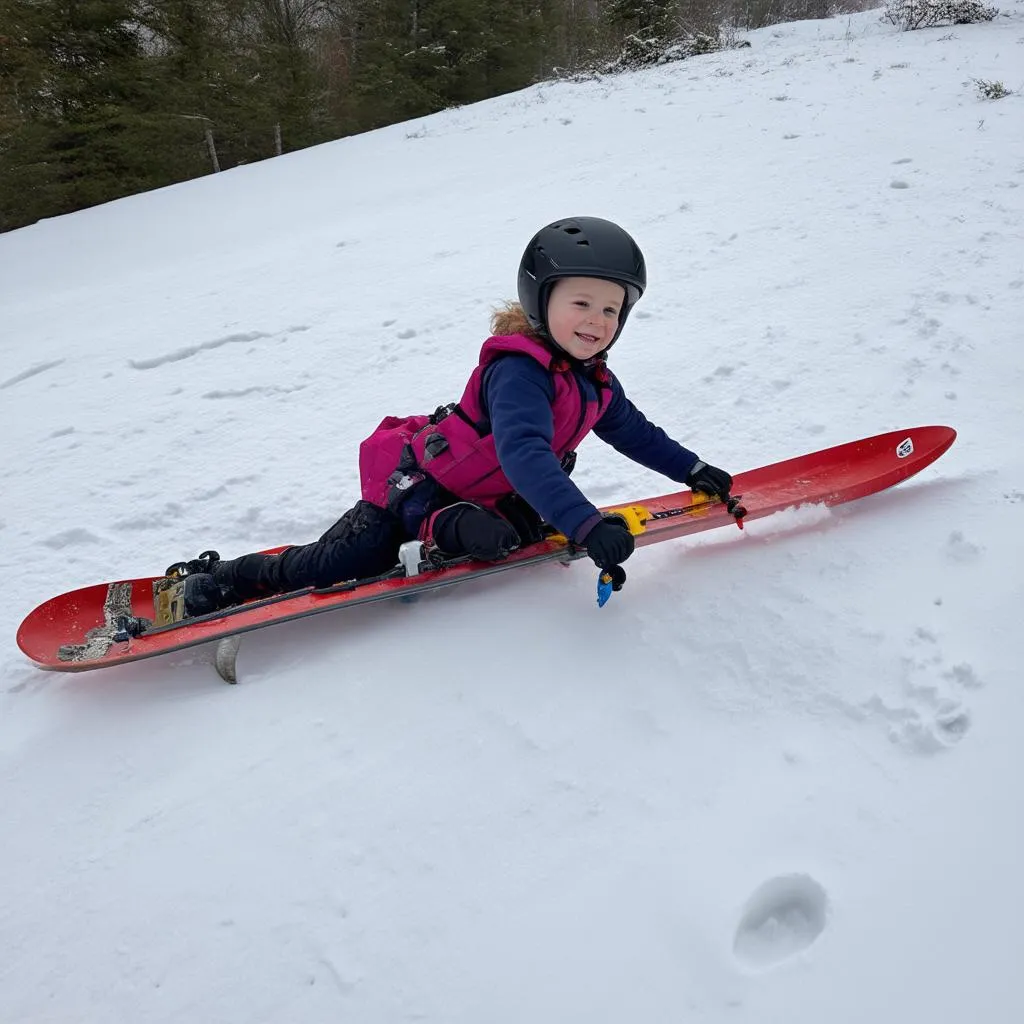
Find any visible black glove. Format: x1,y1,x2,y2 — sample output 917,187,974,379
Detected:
601,563,628,593
686,460,733,499
582,515,635,569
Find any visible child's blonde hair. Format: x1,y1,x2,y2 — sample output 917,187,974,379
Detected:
490,301,542,338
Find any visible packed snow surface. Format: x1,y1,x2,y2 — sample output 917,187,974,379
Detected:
2,8,1023,1022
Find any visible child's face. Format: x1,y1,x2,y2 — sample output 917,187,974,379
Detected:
545,277,626,360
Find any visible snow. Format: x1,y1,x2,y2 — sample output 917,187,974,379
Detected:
2,8,1023,1021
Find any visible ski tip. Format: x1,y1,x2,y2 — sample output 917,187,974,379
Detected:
905,424,958,466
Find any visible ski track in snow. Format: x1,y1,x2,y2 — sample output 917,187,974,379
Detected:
0,358,66,390
127,325,311,371
1,8,1023,1023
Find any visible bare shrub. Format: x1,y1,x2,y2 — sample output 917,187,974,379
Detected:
882,0,998,31
604,28,745,73
973,78,1011,99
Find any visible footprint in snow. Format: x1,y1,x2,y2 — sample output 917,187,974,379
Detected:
734,874,830,970
702,364,738,384
875,693,971,755
862,629,980,754
39,528,104,550
946,530,982,563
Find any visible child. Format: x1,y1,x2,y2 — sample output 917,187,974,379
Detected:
177,216,734,616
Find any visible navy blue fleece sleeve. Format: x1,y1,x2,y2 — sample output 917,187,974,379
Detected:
484,356,602,541
594,375,700,482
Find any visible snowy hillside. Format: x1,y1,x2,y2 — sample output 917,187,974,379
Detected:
2,8,1023,1022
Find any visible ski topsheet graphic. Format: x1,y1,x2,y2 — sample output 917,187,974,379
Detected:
17,425,956,681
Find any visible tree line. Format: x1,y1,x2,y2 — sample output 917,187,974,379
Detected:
0,0,857,232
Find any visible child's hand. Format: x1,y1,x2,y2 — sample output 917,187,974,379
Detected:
686,460,733,499
583,515,635,569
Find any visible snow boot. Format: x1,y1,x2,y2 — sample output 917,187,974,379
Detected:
181,553,285,616
160,550,245,618
181,572,235,617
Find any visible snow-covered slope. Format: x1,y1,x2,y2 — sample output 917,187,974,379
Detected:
2,9,1023,1022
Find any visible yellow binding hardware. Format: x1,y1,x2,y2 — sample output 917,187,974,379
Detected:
604,505,651,536
548,505,650,547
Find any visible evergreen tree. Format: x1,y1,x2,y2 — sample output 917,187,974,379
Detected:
139,1,275,169
343,0,540,130
243,0,334,152
0,0,162,230
346,0,442,127
605,0,678,36
0,0,766,232
532,0,608,77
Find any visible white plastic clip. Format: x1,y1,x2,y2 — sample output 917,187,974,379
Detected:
398,541,426,577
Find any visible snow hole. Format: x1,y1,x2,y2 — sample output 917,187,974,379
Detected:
733,874,830,969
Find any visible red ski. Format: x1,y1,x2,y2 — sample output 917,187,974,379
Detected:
17,425,956,681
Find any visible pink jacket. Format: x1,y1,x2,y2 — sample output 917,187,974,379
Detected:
358,333,611,509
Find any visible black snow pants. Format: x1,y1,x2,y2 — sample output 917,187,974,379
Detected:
213,487,546,602
215,500,406,600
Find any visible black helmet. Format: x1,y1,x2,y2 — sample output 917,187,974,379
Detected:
517,216,647,349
